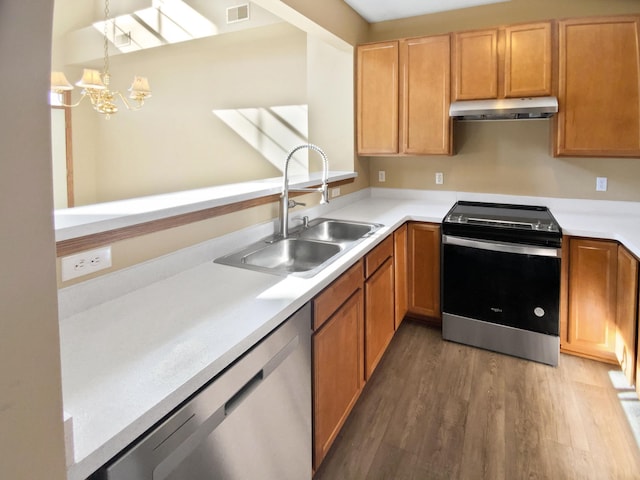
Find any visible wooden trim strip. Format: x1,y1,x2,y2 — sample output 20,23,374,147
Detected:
56,178,354,257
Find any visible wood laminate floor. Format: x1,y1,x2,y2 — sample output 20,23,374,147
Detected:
314,320,640,480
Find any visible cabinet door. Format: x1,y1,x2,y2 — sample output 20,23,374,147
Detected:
313,289,364,470
453,29,498,100
504,22,552,97
400,35,452,155
616,246,638,385
407,222,441,321
365,257,395,379
555,16,640,157
566,239,618,362
356,42,399,155
394,224,408,329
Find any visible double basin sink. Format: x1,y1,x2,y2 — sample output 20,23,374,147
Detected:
215,218,383,277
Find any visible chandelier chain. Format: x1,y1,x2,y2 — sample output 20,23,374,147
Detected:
103,0,110,78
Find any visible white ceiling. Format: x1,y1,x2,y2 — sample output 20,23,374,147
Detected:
343,0,510,22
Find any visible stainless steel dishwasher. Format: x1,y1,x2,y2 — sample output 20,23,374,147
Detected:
96,303,311,480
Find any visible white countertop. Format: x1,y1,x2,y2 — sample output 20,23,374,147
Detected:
54,171,357,241
59,188,640,480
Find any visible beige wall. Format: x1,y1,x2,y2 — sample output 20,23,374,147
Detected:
71,24,306,204
281,0,370,45
369,121,640,201
366,0,640,202
1,1,67,479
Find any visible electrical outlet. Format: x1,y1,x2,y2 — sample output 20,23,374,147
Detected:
61,246,112,281
435,172,444,185
378,170,386,182
596,177,608,192
331,187,341,198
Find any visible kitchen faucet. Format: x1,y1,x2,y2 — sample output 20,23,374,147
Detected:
279,144,329,238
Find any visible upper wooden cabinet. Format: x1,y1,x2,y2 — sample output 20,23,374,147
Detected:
453,29,498,100
356,35,452,156
554,16,640,157
400,35,452,155
356,41,399,155
453,22,553,101
504,22,553,98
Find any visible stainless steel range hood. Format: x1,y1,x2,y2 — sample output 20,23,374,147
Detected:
449,96,558,120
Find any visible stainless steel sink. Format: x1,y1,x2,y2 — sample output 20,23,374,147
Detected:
214,218,383,277
297,218,380,244
243,239,341,272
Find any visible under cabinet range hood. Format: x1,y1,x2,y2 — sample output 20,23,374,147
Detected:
449,96,558,120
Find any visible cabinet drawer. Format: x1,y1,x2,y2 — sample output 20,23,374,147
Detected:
314,260,364,331
365,236,393,278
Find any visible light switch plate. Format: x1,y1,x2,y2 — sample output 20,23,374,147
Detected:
596,177,608,192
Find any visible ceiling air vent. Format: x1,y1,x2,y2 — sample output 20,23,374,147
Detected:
226,4,250,24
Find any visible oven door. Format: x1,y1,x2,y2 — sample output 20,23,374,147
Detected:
442,235,561,336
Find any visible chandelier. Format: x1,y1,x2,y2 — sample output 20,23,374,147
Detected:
50,0,151,119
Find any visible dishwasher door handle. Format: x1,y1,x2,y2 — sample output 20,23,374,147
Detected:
224,370,264,416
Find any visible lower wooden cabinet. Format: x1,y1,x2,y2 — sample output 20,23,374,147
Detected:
312,261,364,470
565,238,618,362
394,223,408,329
364,236,395,379
407,222,441,321
564,238,638,374
312,224,442,469
616,246,638,385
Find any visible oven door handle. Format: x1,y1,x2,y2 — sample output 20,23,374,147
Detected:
442,235,561,258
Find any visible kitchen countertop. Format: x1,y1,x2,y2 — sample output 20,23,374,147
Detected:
59,188,640,480
54,171,357,241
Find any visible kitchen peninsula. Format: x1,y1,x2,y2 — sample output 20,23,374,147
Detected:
58,187,640,479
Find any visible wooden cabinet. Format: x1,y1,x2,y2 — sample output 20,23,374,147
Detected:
364,236,395,379
453,22,552,101
356,35,452,156
394,224,408,329
565,238,618,362
453,29,498,100
312,261,364,469
400,35,452,155
407,222,441,321
615,246,638,385
564,238,639,369
503,22,553,98
356,42,399,155
554,16,640,157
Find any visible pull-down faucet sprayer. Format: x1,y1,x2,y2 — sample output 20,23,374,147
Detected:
280,144,329,238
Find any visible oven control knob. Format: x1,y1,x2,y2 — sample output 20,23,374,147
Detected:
534,307,545,317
